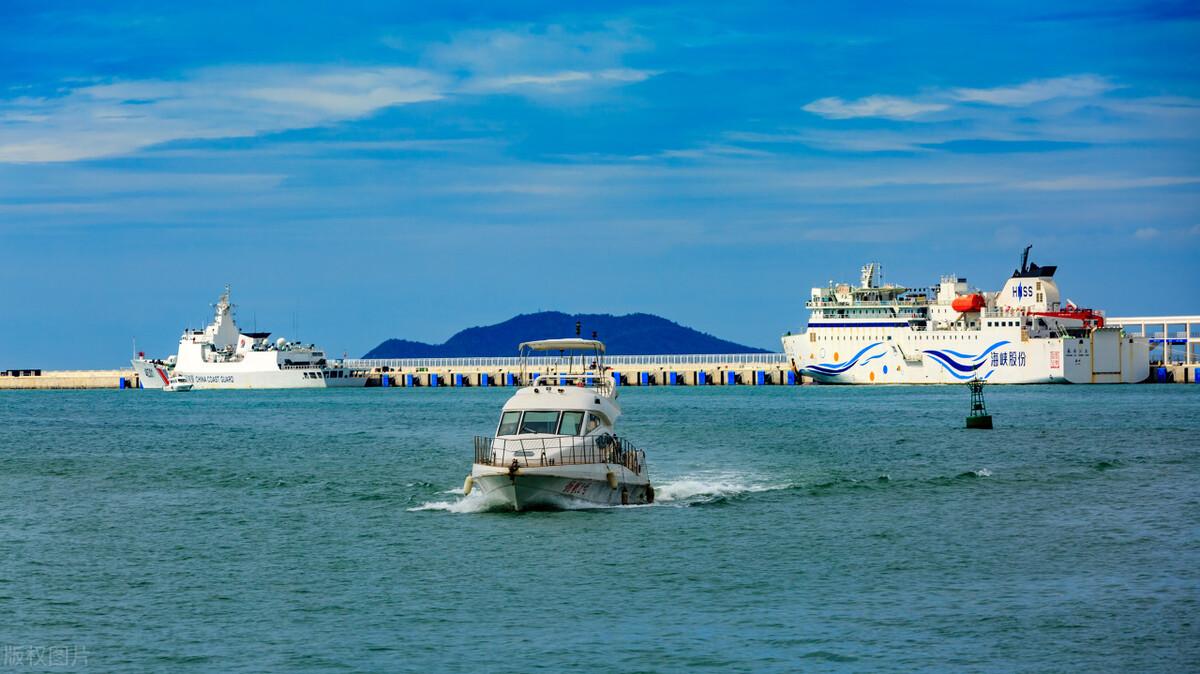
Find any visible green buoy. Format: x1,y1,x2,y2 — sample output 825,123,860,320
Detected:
966,379,993,429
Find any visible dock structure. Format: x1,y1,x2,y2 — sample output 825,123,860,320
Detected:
344,353,802,388
1106,315,1200,365
1106,315,1199,383
0,369,136,389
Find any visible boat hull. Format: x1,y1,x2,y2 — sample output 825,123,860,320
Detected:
782,328,1149,384
471,464,651,511
131,358,367,390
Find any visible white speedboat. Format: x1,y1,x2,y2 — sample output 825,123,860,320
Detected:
163,374,193,392
466,338,653,511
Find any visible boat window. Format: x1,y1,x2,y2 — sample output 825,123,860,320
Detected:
497,411,521,436
559,411,584,435
520,411,560,434
585,413,607,434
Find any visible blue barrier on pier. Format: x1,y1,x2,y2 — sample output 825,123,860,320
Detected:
1156,367,1167,383
640,372,649,386
727,371,736,385
430,374,439,387
119,377,126,389
506,373,515,386
756,371,765,385
698,371,706,385
381,374,390,388
787,370,796,385
405,374,414,387
612,372,622,387
669,371,678,386
455,373,464,387
480,373,489,387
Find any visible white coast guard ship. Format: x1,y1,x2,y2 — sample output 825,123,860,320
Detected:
782,247,1149,384
132,287,368,390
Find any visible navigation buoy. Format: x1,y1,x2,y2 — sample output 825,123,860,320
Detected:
966,379,993,429
463,475,474,495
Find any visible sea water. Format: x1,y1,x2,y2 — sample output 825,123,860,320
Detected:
1,386,1197,672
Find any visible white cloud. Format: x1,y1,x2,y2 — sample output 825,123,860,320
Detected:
0,24,657,163
466,68,654,93
801,74,1121,123
0,66,447,163
427,24,655,96
952,75,1117,106
1134,227,1160,239
424,23,648,77
802,95,948,120
1018,176,1200,191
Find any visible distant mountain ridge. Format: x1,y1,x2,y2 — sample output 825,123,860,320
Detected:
363,311,771,358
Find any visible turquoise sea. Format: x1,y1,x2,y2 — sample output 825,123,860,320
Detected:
2,385,1198,672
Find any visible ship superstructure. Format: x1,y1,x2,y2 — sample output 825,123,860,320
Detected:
781,247,1149,384
133,287,368,389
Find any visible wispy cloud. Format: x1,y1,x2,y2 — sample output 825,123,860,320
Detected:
802,95,948,120
427,24,655,96
0,23,657,163
0,66,448,162
951,75,1117,106
466,68,655,93
1017,175,1200,191
802,74,1119,122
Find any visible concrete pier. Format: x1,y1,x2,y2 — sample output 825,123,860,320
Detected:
345,353,810,388
0,370,137,390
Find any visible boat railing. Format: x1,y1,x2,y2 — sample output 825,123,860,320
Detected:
474,435,646,475
531,373,615,396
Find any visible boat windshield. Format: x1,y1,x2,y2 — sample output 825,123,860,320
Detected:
497,411,521,436
520,411,559,434
559,411,584,435
497,410,588,436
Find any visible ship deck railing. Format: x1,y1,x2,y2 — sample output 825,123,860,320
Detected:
474,436,646,476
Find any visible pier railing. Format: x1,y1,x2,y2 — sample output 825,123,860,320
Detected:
474,435,646,475
348,353,787,370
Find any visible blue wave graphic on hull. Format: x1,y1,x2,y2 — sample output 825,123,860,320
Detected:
805,342,883,376
922,341,1011,380
858,353,886,367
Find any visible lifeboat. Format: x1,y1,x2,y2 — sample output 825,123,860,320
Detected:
951,293,985,313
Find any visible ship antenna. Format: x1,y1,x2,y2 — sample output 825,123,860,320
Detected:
1020,245,1032,275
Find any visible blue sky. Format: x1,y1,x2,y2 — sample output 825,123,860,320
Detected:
1,1,1198,367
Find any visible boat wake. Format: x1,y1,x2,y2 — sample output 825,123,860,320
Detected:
651,474,794,506
407,472,793,514
407,490,493,514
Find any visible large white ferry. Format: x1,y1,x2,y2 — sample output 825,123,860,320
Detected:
132,287,368,390
782,247,1149,384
